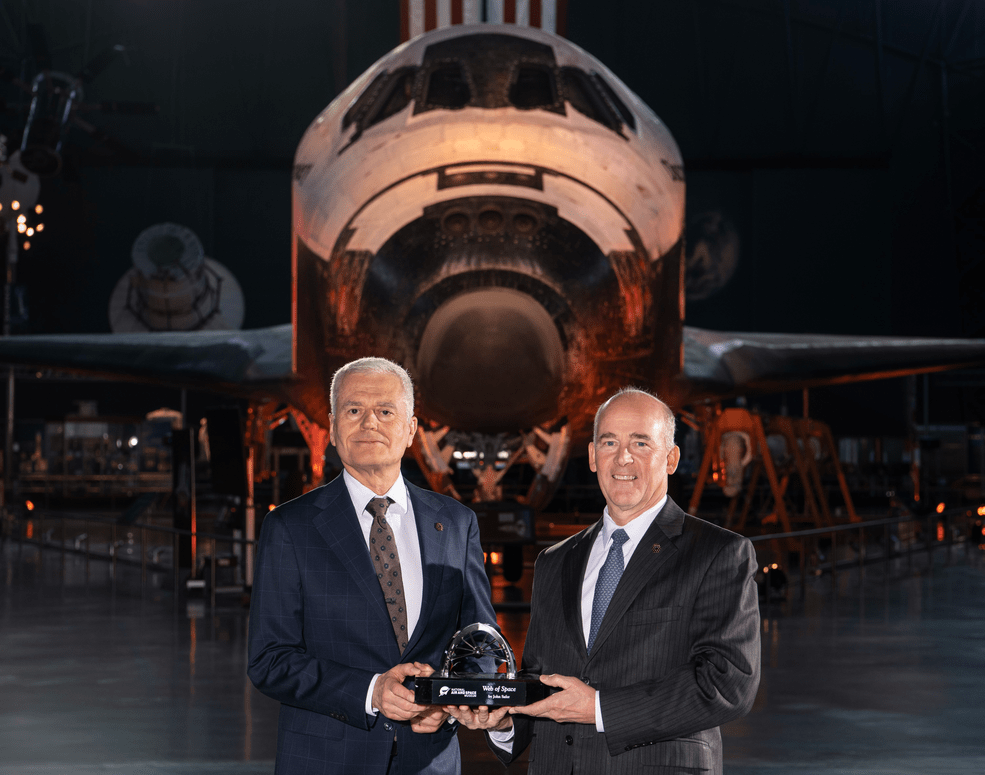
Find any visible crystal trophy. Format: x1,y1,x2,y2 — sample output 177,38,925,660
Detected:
413,623,554,707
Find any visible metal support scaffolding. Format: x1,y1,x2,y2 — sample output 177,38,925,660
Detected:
686,406,859,537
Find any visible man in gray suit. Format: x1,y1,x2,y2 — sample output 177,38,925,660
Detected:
452,388,761,774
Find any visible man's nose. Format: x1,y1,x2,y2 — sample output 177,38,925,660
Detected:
617,445,634,464
360,410,378,428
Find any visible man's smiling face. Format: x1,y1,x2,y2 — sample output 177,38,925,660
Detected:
329,371,417,488
588,392,680,526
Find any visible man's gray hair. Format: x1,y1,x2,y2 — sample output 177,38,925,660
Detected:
593,387,676,448
330,357,415,419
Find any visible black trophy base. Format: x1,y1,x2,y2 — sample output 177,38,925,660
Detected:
414,673,554,707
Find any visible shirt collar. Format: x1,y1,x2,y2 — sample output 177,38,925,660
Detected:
342,468,410,516
601,494,668,546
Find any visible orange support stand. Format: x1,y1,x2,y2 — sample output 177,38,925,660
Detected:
290,408,331,491
688,407,794,536
688,406,860,533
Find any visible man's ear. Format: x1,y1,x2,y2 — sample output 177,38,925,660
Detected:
666,445,681,475
329,416,336,447
588,441,597,472
405,415,418,448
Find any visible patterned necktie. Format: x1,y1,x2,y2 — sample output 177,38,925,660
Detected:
367,496,408,653
587,528,629,653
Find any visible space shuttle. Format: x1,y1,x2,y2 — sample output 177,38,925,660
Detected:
2,16,984,511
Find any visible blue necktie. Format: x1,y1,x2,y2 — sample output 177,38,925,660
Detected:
587,528,629,653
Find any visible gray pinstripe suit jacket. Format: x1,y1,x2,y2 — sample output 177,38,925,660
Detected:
493,497,760,775
248,474,497,775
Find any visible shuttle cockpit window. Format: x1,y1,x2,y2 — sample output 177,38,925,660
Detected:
372,68,417,125
416,34,562,115
509,64,559,110
592,73,636,132
423,62,472,110
342,71,390,131
341,66,418,149
559,67,634,138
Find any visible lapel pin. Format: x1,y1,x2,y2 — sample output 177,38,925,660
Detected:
435,522,444,532
652,544,661,553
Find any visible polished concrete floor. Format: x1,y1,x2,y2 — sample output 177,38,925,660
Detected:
2,533,984,775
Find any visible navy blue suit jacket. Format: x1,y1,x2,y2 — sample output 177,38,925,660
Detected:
248,474,497,775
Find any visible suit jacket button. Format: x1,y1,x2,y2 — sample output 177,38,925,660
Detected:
384,722,393,731
565,735,573,745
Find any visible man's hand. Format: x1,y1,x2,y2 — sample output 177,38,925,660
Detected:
445,704,513,731
372,662,431,721
509,674,595,725
410,705,451,733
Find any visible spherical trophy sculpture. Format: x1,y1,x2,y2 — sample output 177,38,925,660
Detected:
414,623,552,707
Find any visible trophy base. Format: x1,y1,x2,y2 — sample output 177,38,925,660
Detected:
414,673,555,707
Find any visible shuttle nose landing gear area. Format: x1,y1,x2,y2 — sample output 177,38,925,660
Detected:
412,422,570,511
416,287,564,432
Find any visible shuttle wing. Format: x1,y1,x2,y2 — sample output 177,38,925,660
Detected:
0,325,294,389
682,326,985,400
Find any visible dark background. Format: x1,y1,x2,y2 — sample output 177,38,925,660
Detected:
2,0,983,435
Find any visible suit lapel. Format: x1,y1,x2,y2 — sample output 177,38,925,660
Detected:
311,477,391,626
560,521,603,659
405,484,446,655
586,498,686,661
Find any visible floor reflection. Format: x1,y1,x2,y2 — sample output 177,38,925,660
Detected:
2,536,984,775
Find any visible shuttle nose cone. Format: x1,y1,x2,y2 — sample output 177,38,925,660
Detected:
416,288,564,432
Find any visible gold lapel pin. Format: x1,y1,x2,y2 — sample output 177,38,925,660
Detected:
435,522,444,532
652,544,661,553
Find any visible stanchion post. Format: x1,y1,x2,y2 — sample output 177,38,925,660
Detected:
884,523,891,572
800,536,806,599
907,518,913,569
858,526,864,576
941,513,954,565
84,520,90,582
210,538,217,611
927,515,933,572
173,532,179,601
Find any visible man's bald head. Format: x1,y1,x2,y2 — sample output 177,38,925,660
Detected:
593,388,676,448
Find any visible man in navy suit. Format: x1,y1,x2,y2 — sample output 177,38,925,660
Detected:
452,388,760,775
248,357,497,774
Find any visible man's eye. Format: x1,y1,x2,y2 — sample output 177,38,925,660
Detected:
379,409,392,416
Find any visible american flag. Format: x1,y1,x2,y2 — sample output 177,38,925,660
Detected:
399,0,568,42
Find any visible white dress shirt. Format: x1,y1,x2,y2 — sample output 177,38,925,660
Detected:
341,470,423,716
489,494,668,748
